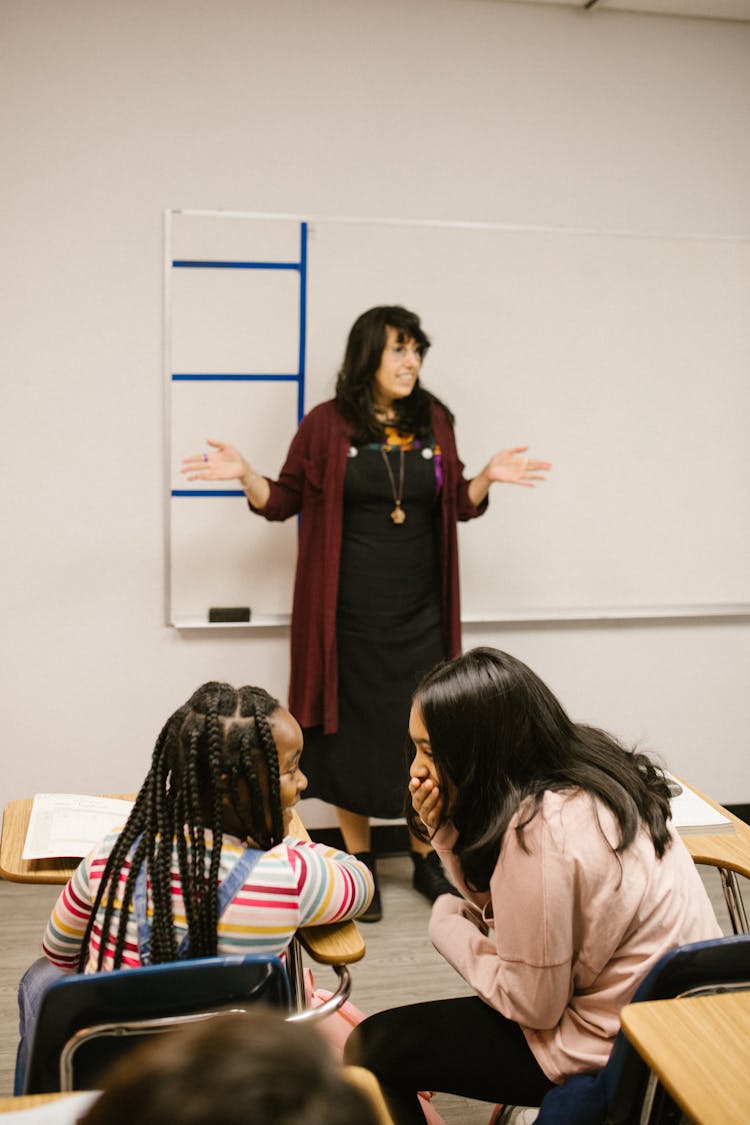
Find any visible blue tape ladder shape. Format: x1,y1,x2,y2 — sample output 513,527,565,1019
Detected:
171,222,307,498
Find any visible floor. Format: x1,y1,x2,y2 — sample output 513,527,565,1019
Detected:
0,855,737,1123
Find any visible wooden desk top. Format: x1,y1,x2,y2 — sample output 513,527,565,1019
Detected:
620,990,750,1125
676,779,750,878
0,1091,94,1113
0,796,132,885
0,799,365,964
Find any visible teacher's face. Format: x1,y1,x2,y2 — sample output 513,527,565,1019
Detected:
371,325,423,409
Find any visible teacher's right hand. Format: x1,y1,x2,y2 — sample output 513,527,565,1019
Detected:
180,439,249,482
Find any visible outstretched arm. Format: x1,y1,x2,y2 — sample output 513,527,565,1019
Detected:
467,445,551,508
180,439,271,510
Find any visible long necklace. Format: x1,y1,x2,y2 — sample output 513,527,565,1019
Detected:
380,445,406,524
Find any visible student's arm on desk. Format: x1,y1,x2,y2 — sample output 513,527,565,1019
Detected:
285,809,366,965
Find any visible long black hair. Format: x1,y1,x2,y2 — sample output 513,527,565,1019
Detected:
78,682,284,970
407,647,672,892
334,305,453,441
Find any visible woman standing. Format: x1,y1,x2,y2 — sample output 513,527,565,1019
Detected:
181,307,550,920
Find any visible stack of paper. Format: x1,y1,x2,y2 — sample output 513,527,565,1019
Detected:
22,793,134,860
666,776,734,837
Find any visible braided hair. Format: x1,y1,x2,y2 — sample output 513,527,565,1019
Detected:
78,683,284,971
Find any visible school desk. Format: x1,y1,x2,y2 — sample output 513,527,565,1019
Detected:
674,778,750,934
0,795,135,886
620,989,750,1125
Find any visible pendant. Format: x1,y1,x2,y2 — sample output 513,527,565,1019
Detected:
390,505,406,525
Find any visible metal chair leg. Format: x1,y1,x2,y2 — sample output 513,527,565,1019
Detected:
285,935,307,1012
719,868,749,935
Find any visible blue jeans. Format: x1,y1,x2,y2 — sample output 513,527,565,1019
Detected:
15,957,66,1094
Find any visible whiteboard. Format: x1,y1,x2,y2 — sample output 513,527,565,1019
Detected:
167,211,750,625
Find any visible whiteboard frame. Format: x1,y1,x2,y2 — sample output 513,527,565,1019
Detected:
171,604,750,631
164,208,750,628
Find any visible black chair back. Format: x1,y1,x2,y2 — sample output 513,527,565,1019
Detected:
24,954,291,1094
605,933,750,1124
536,934,750,1124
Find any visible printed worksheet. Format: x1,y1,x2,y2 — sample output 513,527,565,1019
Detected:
22,793,134,859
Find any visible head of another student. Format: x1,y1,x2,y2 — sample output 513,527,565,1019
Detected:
407,647,672,892
77,1008,379,1125
79,683,306,970
335,305,437,439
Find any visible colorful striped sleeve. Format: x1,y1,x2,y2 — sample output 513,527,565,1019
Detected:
42,855,94,970
286,840,374,926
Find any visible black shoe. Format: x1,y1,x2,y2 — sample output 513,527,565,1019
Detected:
354,851,382,923
411,850,462,904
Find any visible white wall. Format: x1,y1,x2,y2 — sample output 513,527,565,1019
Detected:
3,0,749,817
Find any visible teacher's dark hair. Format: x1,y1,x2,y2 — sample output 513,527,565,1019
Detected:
335,305,452,441
407,647,672,892
77,683,284,971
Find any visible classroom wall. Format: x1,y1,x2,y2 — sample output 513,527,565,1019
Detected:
3,0,749,820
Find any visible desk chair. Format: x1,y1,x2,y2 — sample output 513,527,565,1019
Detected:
532,933,750,1125
3,795,367,1091
24,954,290,1094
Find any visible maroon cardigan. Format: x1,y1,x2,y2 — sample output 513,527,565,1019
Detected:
251,399,487,734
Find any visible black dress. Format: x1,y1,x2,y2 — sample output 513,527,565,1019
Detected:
302,435,446,818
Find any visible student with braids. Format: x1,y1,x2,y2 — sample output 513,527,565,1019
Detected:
15,682,373,1091
345,648,722,1124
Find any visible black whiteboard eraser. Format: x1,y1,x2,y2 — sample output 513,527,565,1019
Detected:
208,607,251,623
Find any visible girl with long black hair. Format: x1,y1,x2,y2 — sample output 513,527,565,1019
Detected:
345,648,721,1123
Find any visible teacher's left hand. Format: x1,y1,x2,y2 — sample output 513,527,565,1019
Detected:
484,445,551,487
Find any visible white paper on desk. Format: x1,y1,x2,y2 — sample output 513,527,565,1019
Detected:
666,775,733,836
22,793,134,860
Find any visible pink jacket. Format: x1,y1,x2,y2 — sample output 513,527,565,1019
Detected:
430,789,722,1083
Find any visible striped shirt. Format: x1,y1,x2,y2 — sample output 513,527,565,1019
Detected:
43,830,373,973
